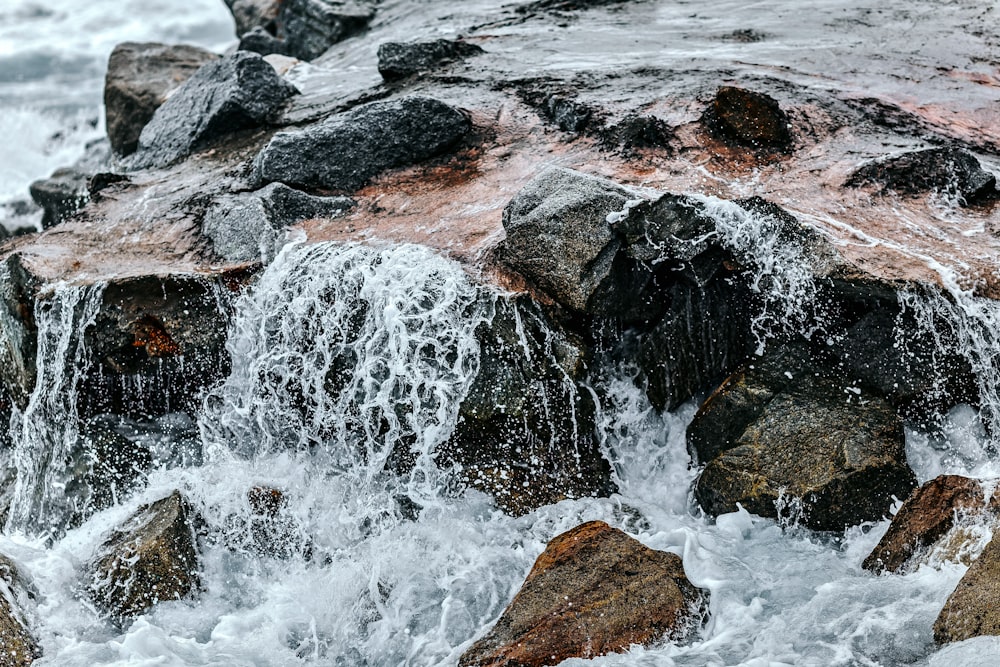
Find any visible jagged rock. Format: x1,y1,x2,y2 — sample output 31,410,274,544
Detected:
130,51,298,169
845,147,997,205
542,95,592,132
88,491,202,621
28,168,89,228
277,0,375,61
223,0,281,36
691,344,917,530
701,86,793,151
934,530,1000,643
0,553,41,666
103,42,219,156
254,96,470,192
863,475,997,574
240,26,288,56
441,297,615,515
459,521,708,667
601,114,673,151
202,183,354,262
377,39,485,80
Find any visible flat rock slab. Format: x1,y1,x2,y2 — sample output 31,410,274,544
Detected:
846,146,997,205
459,521,708,667
377,39,485,80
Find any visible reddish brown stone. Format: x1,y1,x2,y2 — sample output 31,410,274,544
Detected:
934,529,1000,643
459,521,708,667
701,86,793,152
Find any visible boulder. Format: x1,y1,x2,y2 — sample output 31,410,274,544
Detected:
377,39,485,80
88,491,202,621
254,96,470,192
103,42,219,156
276,0,375,61
0,554,41,665
863,475,996,574
130,51,298,169
223,0,281,37
28,168,89,228
202,183,354,262
239,26,288,56
701,86,793,152
541,95,592,132
600,114,673,152
458,521,708,667
845,147,997,205
934,530,1000,643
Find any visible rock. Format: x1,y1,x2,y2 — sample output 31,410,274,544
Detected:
224,0,281,37
130,51,298,169
28,168,89,228
691,345,917,530
202,183,354,262
227,486,311,558
377,39,485,80
542,95,592,132
863,475,996,574
934,530,1000,643
845,147,997,205
0,554,41,665
458,521,708,667
88,491,202,621
103,42,219,156
254,96,470,192
277,0,375,61
701,86,793,152
600,114,673,152
239,26,288,56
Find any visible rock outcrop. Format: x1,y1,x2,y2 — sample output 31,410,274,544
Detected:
846,147,997,205
28,168,89,228
701,86,793,152
275,0,375,60
0,554,41,665
934,530,1000,643
459,521,708,667
377,39,485,80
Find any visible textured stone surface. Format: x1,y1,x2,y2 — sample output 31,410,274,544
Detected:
277,0,375,61
701,86,793,151
846,147,997,205
28,168,89,228
934,530,1000,643
377,39,484,80
459,521,708,667
0,554,41,665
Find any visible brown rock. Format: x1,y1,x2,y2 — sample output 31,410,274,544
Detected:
701,86,793,152
934,529,1000,643
0,554,41,665
459,521,708,667
863,475,993,574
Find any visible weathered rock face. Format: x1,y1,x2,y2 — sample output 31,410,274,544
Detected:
845,146,997,205
863,475,996,574
104,42,219,156
459,521,708,667
254,96,470,192
701,86,793,152
276,0,375,61
224,0,281,37
28,168,89,228
691,345,917,530
377,39,485,80
88,491,202,621
0,554,41,666
130,51,298,169
934,530,1000,643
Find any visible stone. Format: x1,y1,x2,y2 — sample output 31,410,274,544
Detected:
934,530,1000,643
254,96,470,192
377,39,485,80
458,521,708,667
845,147,997,205
701,86,793,152
277,0,375,61
227,486,311,559
239,26,288,56
103,42,219,156
223,0,281,36
28,168,89,228
88,491,202,621
863,475,995,574
202,183,354,262
542,95,592,132
130,51,298,169
0,554,41,666
600,114,673,152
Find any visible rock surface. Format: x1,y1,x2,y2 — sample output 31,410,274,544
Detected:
130,51,298,169
276,0,375,60
28,168,89,228
934,529,1000,643
377,39,485,80
701,86,793,152
104,42,219,156
459,521,708,667
0,554,41,665
224,0,281,37
254,96,470,192
845,147,997,205
88,491,202,621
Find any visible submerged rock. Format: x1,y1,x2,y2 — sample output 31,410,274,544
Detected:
254,96,470,192
845,147,997,205
701,86,793,152
28,168,89,228
88,491,202,621
130,51,298,169
0,554,41,666
103,42,219,156
459,521,708,667
377,39,485,80
934,529,1000,643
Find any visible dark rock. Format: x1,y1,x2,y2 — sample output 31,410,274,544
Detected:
88,491,202,621
28,168,89,228
517,0,631,13
845,147,997,205
130,51,298,169
542,95,592,132
934,529,1000,643
701,86,793,152
601,114,673,151
103,42,219,156
864,475,995,574
0,553,41,665
227,486,311,559
277,0,375,61
224,0,281,36
0,255,41,408
202,183,354,262
458,521,708,667
377,39,485,80
254,96,470,192
239,26,289,56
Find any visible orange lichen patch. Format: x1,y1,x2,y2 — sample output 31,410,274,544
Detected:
132,315,181,357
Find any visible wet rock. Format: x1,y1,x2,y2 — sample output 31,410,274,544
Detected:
0,554,41,665
104,42,219,156
934,529,1000,643
378,39,484,80
254,96,470,192
88,491,202,621
518,0,631,13
542,95,592,132
601,114,673,152
0,255,41,408
276,0,375,61
701,86,793,152
28,168,89,228
202,183,354,262
239,26,288,56
227,486,311,559
130,51,298,169
863,475,996,574
845,147,997,205
691,345,917,530
224,0,281,37
459,521,708,667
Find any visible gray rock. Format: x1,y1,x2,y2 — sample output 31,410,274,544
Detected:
254,96,470,191
223,0,281,36
0,554,41,665
104,42,219,156
239,26,288,56
377,39,484,80
130,51,298,170
846,147,997,205
277,0,375,61
28,168,89,228
203,183,353,262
